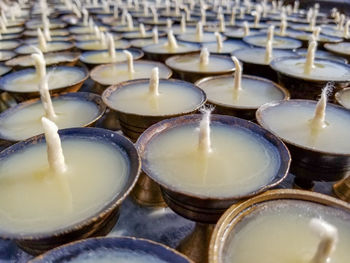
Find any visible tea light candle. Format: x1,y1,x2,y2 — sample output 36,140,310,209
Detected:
243,33,302,49
122,23,153,39
203,36,247,55
141,111,283,197
24,28,70,38
178,22,218,43
90,52,172,86
0,121,129,235
68,24,108,35
222,198,350,263
76,38,130,51
15,38,73,55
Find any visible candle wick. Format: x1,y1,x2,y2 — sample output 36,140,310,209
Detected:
196,21,203,41
198,106,213,154
230,7,236,25
267,25,275,43
201,8,206,25
215,32,223,53
219,13,225,32
123,50,135,74
100,32,107,47
280,14,287,36
107,33,116,62
139,23,146,37
309,218,338,263
181,14,186,33
231,56,242,98
243,21,250,36
126,13,134,30
344,20,350,38
167,30,178,50
310,82,333,130
304,40,317,75
152,27,159,44
37,28,47,52
199,47,209,67
312,26,321,41
265,39,273,64
166,18,172,29
149,67,159,97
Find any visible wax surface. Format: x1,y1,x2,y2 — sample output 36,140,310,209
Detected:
76,40,130,50
272,57,350,81
143,42,199,54
106,81,203,115
91,63,171,86
203,41,247,54
0,40,19,50
0,65,10,76
0,138,128,234
145,124,280,197
166,54,235,73
243,35,301,49
224,200,350,263
69,26,108,34
131,38,167,48
24,29,69,36
325,42,350,56
234,48,296,65
0,98,99,140
259,101,350,153
0,51,15,61
15,42,72,54
178,32,217,43
80,50,141,64
198,76,285,107
68,248,167,263
1,68,86,92
6,53,77,67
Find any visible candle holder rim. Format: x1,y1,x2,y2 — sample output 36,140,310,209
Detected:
242,33,303,49
209,188,350,263
79,48,144,64
165,53,236,75
256,99,350,156
0,127,141,240
0,65,89,93
90,59,173,86
195,74,290,110
136,113,291,201
102,78,207,117
270,55,350,82
30,236,194,263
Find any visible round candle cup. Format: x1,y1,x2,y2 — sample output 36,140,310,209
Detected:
202,40,248,55
137,114,290,262
142,41,201,62
270,57,350,100
0,33,22,40
80,48,143,68
0,66,89,101
30,237,193,263
232,48,298,81
90,60,172,93
0,92,106,143
165,53,235,82
74,33,121,42
0,127,140,254
24,35,74,43
15,41,74,55
243,34,302,49
0,40,21,51
102,78,206,142
290,32,342,49
209,189,350,263
5,51,81,70
324,42,350,61
195,74,290,120
335,88,350,109
75,39,130,51
257,99,350,188
0,26,24,35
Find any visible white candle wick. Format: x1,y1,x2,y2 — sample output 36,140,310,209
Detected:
265,39,273,64
310,218,338,263
231,56,242,93
151,7,158,23
126,13,134,30
219,13,225,32
181,13,187,33
312,26,321,40
139,23,146,37
198,107,213,154
43,18,51,41
196,21,203,41
199,47,209,66
152,27,159,44
293,0,299,13
267,25,275,42
107,33,116,62
167,30,178,50
32,49,46,80
143,2,148,16
88,17,94,32
344,20,350,38
243,21,250,36
0,17,6,32
166,18,172,29
100,32,106,47
338,14,345,30
37,28,47,52
215,31,223,52
304,40,317,75
310,82,333,130
113,5,119,19
149,67,159,96
280,15,287,36
230,7,236,25
123,50,135,74
201,7,206,25
41,117,67,174
94,25,101,39
254,9,261,27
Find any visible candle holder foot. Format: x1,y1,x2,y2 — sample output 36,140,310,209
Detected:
333,176,350,202
131,172,167,207
177,223,214,263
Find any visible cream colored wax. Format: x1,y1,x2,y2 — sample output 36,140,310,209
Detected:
197,75,285,108
0,137,128,234
259,100,350,154
0,40,20,50
0,67,86,92
104,80,204,115
0,98,100,141
15,41,73,54
337,89,350,109
244,35,301,49
80,49,141,64
76,39,130,50
142,39,200,54
325,42,350,56
271,57,350,81
68,249,168,263
5,52,78,67
224,200,350,263
145,124,280,197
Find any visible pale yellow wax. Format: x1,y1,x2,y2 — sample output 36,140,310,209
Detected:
0,27,23,34
0,51,15,61
70,250,168,263
91,63,171,86
6,53,77,67
272,57,350,81
244,35,301,49
1,68,85,92
74,34,120,41
224,200,350,263
69,26,108,34
0,138,128,234
16,42,72,54
80,50,140,64
259,101,350,153
77,40,130,50
0,40,19,50
0,98,100,141
166,54,235,73
338,89,350,109
0,65,10,76
145,124,280,197
197,76,285,107
325,42,350,56
123,31,153,39
143,42,199,54
234,48,297,65
178,32,217,43
24,29,69,37
105,82,203,115
203,41,247,54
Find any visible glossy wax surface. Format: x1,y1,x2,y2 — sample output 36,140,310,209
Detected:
145,124,280,197
0,138,128,234
233,48,297,65
224,200,350,263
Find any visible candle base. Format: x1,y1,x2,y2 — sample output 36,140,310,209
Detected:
293,177,315,190
177,223,214,263
333,176,350,202
131,172,167,207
